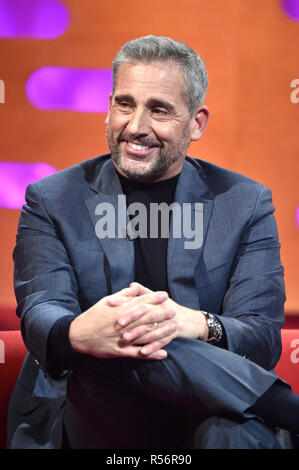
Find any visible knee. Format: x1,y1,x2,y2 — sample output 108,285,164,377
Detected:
192,416,282,449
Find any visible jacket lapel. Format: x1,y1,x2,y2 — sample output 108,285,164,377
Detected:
85,157,214,304
167,159,214,308
85,159,135,294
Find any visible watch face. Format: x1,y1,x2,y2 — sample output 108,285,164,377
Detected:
207,314,222,343
207,316,215,341
202,311,222,343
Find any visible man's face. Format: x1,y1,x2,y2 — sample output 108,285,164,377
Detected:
105,61,197,181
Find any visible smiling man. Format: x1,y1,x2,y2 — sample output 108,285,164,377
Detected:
106,60,207,182
8,36,299,450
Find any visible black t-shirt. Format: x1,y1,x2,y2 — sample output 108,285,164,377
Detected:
118,172,179,293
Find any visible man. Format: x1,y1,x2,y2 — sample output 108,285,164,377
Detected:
7,35,299,449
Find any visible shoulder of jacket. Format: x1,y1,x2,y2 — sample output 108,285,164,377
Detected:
27,154,111,193
186,156,266,194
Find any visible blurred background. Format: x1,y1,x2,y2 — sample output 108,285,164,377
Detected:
0,0,298,320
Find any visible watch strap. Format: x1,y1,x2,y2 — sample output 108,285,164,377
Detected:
201,311,223,344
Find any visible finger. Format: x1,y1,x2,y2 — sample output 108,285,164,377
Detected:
139,335,174,357
106,285,142,306
106,295,128,307
124,321,177,345
119,291,169,326
119,303,175,329
117,303,151,328
116,339,167,360
120,304,176,332
144,349,168,360
140,349,168,360
121,312,176,340
122,322,158,342
120,284,143,297
129,282,152,295
124,291,169,311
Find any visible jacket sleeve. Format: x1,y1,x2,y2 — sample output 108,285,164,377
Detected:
13,182,82,373
216,185,285,370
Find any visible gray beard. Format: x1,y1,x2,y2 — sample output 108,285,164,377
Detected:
106,125,190,182
111,147,182,181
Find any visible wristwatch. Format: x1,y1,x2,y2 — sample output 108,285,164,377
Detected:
201,311,223,344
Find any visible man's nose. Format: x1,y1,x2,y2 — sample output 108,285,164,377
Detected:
126,108,150,136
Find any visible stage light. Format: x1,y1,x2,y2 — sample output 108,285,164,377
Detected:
26,67,112,112
0,162,56,209
281,0,299,21
0,0,70,39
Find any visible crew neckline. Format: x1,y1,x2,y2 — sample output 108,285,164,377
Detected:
117,171,180,189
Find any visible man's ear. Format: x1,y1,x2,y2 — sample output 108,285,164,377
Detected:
190,105,209,142
105,93,113,125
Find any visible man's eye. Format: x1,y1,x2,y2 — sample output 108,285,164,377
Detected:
118,102,132,110
152,108,167,115
117,101,132,112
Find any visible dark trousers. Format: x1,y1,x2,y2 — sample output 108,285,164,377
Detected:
63,338,287,449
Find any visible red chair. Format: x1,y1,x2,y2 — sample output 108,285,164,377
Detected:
0,306,20,331
275,329,299,394
0,330,27,449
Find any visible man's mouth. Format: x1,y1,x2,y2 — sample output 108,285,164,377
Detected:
128,142,150,151
124,141,159,157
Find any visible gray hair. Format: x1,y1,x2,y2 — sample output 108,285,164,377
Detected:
112,35,208,116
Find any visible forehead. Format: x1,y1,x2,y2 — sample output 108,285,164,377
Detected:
113,61,188,106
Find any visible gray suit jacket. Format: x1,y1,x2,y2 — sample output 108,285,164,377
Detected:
7,155,286,448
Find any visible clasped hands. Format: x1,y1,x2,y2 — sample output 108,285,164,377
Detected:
69,282,209,361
